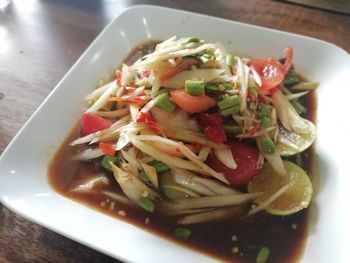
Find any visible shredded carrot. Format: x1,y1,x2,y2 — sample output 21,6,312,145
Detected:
99,142,115,156
136,112,157,124
137,112,162,134
159,58,199,83
148,123,162,134
109,96,148,106
248,123,260,136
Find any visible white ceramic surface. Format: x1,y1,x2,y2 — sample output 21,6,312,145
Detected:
0,5,349,263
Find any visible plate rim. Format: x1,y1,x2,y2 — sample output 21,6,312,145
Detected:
1,4,349,263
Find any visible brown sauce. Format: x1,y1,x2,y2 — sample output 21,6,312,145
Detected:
48,41,317,263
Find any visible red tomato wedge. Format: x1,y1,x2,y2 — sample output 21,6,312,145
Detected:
206,140,259,186
250,47,294,91
81,112,112,136
250,58,285,91
170,90,216,113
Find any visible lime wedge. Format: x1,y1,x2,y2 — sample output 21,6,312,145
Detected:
248,160,313,216
276,119,316,156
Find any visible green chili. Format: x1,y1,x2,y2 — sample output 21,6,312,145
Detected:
292,100,305,114
139,161,168,184
185,80,205,96
249,85,259,97
261,137,276,155
101,155,117,170
205,84,218,92
150,161,169,173
202,49,216,60
258,103,270,117
283,72,300,86
138,197,155,213
223,125,243,135
139,171,150,183
186,36,200,43
292,81,319,91
174,227,191,240
249,103,257,111
156,92,176,112
256,246,270,263
260,116,271,129
248,77,258,89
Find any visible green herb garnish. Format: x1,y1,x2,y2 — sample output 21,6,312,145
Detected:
174,227,191,240
101,155,117,170
256,246,270,263
138,197,155,213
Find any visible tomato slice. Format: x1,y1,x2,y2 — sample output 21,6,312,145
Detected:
250,58,285,91
81,112,112,136
206,140,259,186
170,90,216,113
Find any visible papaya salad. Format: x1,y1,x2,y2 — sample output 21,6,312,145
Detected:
50,36,318,261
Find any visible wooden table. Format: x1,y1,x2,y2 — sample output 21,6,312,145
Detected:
0,0,349,262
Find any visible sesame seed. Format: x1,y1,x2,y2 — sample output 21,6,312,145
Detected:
122,163,130,171
231,246,239,254
291,223,298,230
145,217,150,224
118,210,126,217
231,235,238,242
100,201,107,208
109,201,116,211
142,191,149,198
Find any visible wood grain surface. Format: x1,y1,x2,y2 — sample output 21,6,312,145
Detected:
0,0,349,262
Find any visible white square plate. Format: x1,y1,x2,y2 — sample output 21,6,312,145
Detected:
1,5,350,263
